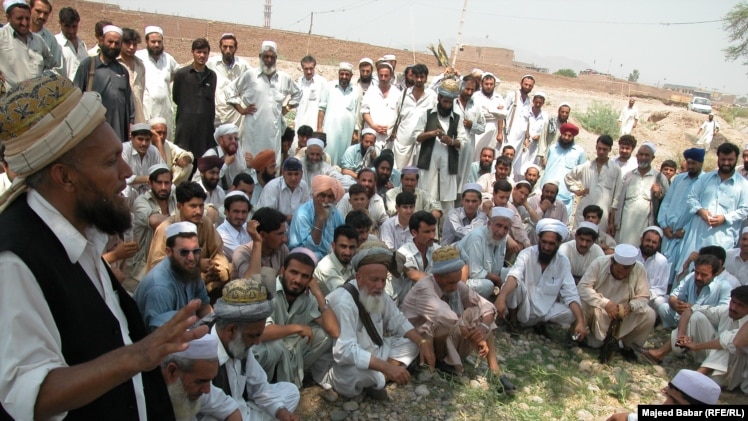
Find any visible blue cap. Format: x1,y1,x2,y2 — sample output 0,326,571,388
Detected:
683,148,705,163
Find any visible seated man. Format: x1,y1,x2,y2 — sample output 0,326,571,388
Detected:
295,132,333,165
558,221,604,284
257,157,310,223
195,156,227,218
301,137,355,191
122,122,165,203
442,183,487,246
134,222,212,331
494,219,586,340
253,252,340,387
202,123,247,190
320,246,435,400
373,149,401,197
384,166,442,220
466,147,495,184
211,278,301,420
315,225,359,296
401,246,515,392
458,207,513,299
337,169,388,230
582,204,616,255
346,210,377,245
578,244,656,360
637,226,670,310
527,180,569,227
724,227,748,286
677,245,741,289
249,150,277,205
160,335,241,421
638,286,748,394
147,182,231,301
216,191,252,259
396,211,440,304
232,207,289,278
477,155,513,198
510,180,537,240
380,191,416,251
340,127,379,178
289,175,345,261
150,117,194,185
657,254,731,329
486,179,531,253
521,163,541,195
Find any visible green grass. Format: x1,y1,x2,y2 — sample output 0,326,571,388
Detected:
718,107,748,124
577,101,620,136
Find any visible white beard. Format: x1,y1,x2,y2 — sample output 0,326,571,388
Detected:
227,334,248,360
262,64,276,75
322,203,333,217
167,380,202,421
360,288,385,314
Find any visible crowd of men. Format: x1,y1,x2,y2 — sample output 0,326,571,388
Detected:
1,0,748,419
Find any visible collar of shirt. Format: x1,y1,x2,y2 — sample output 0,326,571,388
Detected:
212,325,233,365
330,252,351,274
334,82,353,93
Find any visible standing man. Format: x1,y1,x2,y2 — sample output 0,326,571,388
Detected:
295,55,326,149
514,92,548,177
356,57,376,94
207,33,250,128
73,25,134,142
696,113,720,148
613,134,638,175
361,62,401,149
737,143,748,179
392,63,437,170
118,28,146,124
454,76,486,187
725,228,748,286
618,97,639,136
55,6,86,80
136,26,180,135
29,0,61,73
504,75,535,153
473,73,506,160
545,102,571,154
318,62,360,166
0,1,56,87
173,38,216,161
539,123,586,216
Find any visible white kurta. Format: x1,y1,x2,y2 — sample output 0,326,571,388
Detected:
618,105,639,135
392,88,437,170
696,120,720,147
473,90,507,160
513,108,547,179
294,74,327,147
54,33,87,81
320,81,360,166
564,159,622,228
637,251,670,307
256,177,310,218
503,90,532,152
615,168,668,246
360,84,402,149
207,55,252,127
454,97,486,188
558,240,604,280
135,50,179,134
724,248,748,286
539,143,587,217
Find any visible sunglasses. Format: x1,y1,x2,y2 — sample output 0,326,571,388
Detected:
177,248,202,257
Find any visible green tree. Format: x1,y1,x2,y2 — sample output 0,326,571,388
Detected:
627,69,640,82
724,2,748,66
553,68,577,78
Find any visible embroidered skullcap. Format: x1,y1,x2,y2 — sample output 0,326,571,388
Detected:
260,40,277,54
576,221,599,234
401,166,419,175
306,138,325,150
558,102,571,109
214,277,273,323
3,0,27,12
438,79,460,99
559,123,579,136
197,156,223,173
359,58,374,67
130,122,151,134
491,206,514,220
0,74,106,212
144,26,163,36
376,62,393,73
613,244,638,266
522,163,541,174
282,157,302,172
641,141,657,154
213,123,239,142
339,62,354,72
683,147,705,163
149,117,168,127
670,369,721,405
165,221,197,240
521,74,535,81
462,183,482,194
312,175,344,202
148,163,170,175
225,190,249,200
102,25,123,36
431,246,465,275
251,150,276,172
382,54,397,61
361,127,377,137
352,241,405,277
536,218,569,240
481,72,498,83
289,247,318,265
642,225,663,238
170,334,218,360
533,91,546,100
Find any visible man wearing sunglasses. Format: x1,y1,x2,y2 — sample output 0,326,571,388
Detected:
135,221,213,332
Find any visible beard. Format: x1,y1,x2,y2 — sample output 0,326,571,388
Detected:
100,44,120,61
222,52,234,63
261,64,276,76
479,161,492,172
146,45,163,57
436,102,452,117
305,156,322,173
76,189,132,235
559,139,574,149
201,175,219,190
280,275,305,298
152,187,171,201
169,256,201,281
223,142,238,156
719,163,736,174
260,170,275,184
227,333,249,360
360,288,385,315
167,381,201,421
641,245,656,257
538,248,558,265
637,160,651,170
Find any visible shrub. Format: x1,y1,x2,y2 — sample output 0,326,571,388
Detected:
553,68,577,78
577,101,619,136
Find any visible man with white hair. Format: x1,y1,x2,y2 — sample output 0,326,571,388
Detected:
458,207,513,299
321,245,435,399
318,62,360,166
559,221,604,283
473,73,506,159
637,226,670,310
201,123,248,190
226,40,302,160
207,33,251,128
494,219,586,339
301,138,355,191
361,61,401,149
0,0,56,87
612,142,668,246
288,175,346,261
160,334,242,421
136,26,180,135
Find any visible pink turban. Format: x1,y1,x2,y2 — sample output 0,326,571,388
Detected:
311,175,344,202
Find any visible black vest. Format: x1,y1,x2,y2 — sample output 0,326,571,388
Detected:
0,194,174,421
416,109,460,175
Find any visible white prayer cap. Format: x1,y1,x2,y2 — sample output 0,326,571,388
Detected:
742,227,748,236
339,62,354,72
743,143,748,151
642,225,663,238
576,221,599,234
382,54,397,61
307,138,325,149
149,117,168,127
260,40,277,54
130,123,151,134
220,32,235,39
481,72,499,83
521,74,535,81
148,163,170,175
641,141,657,154
225,190,249,201
543,179,560,187
522,163,541,174
361,127,377,137
144,26,163,36
3,0,27,12
462,183,482,194
213,123,239,142
102,25,123,36
491,206,514,220
359,57,374,67
165,221,197,240
613,244,638,266
289,247,318,265
670,369,721,405
470,68,483,75
533,91,547,100
558,101,572,109
171,334,219,360
515,180,532,190
536,218,569,239
376,62,393,73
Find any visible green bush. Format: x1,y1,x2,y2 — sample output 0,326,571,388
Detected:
577,101,619,136
553,68,577,78
719,107,748,124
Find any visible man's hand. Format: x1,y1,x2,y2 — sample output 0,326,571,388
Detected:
297,325,314,345
573,322,587,341
574,188,589,197
225,153,236,164
351,131,359,144
177,156,191,168
496,131,503,142
244,152,254,168
374,124,388,135
540,199,552,212
276,407,300,421
243,104,258,115
112,241,138,261
246,220,262,242
675,335,698,351
151,129,164,147
673,300,691,315
463,118,473,131
697,208,711,224
604,301,618,320
383,363,411,385
419,341,436,372
481,199,492,215
662,227,674,239
651,182,661,197
506,236,521,255
494,297,507,319
708,214,725,227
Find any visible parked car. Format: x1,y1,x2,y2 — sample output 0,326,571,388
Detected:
688,97,712,114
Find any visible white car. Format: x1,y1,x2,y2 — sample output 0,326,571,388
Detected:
688,97,712,114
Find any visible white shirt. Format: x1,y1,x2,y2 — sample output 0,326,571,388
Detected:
360,83,402,146
216,220,250,258
613,157,638,175
122,142,165,187
197,178,226,209
336,192,388,228
257,177,310,218
55,33,87,80
206,55,251,126
295,73,327,134
135,50,180,119
558,240,604,279
0,190,147,420
380,215,413,250
637,251,670,300
0,172,11,196
314,252,355,297
725,248,748,286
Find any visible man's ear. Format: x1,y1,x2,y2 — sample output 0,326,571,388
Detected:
48,162,77,192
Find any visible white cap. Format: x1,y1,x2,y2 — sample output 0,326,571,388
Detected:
225,190,249,201
576,221,599,234
149,117,168,127
515,180,532,189
670,369,721,405
536,218,569,239
213,123,239,142
102,25,123,36
534,91,547,100
462,183,482,193
359,58,374,67
377,62,393,72
165,221,197,239
3,0,27,12
742,227,748,236
171,334,219,360
260,40,277,54
743,143,748,151
642,225,663,238
522,163,541,174
558,101,571,109
339,62,354,72
144,26,163,36
521,74,535,81
543,179,560,187
482,72,499,83
148,163,170,175
641,141,657,154
491,207,514,220
361,127,377,137
382,54,397,61
130,123,152,134
613,244,638,266
307,138,324,149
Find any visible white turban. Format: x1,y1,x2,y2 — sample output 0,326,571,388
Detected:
534,91,547,100
102,25,123,36
144,26,163,36
171,334,219,360
307,138,325,149
382,54,396,61
462,183,482,194
225,190,249,201
339,62,354,72
558,101,571,109
149,117,168,127
641,141,657,154
522,163,541,174
670,369,721,405
3,0,26,12
576,221,599,234
361,127,377,137
213,123,239,142
260,40,277,54
491,206,514,220
148,163,170,175
359,58,374,67
165,221,197,239
642,225,663,238
613,244,638,266
536,218,569,240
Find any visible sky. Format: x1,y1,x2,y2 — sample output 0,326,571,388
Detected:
102,0,748,96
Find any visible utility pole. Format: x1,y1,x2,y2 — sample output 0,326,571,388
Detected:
451,0,468,68
264,0,271,28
